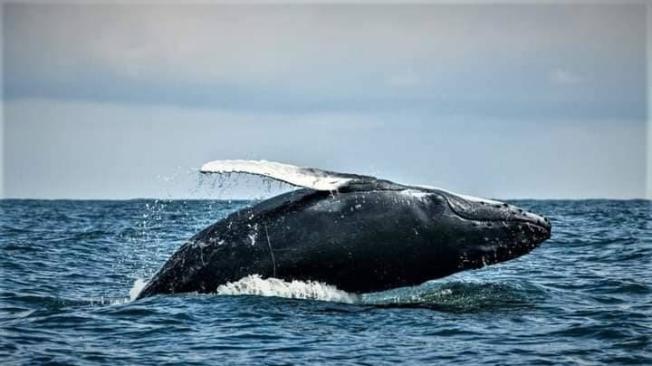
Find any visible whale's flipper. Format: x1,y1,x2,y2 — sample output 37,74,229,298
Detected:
200,160,388,191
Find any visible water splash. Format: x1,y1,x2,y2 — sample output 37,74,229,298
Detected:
215,274,359,303
196,171,294,200
129,278,148,301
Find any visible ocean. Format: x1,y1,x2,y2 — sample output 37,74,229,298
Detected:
1,199,650,365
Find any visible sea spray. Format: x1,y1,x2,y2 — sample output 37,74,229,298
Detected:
215,274,359,303
129,278,148,301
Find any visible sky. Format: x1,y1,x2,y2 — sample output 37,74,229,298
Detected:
1,2,650,199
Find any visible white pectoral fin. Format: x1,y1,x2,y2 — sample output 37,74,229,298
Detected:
200,160,355,191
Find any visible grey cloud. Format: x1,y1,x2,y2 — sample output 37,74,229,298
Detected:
4,3,647,120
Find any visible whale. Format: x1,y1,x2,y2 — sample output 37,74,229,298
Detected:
136,160,551,299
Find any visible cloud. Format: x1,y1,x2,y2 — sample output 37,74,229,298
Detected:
3,3,646,120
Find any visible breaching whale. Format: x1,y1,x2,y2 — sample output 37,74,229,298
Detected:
136,160,551,299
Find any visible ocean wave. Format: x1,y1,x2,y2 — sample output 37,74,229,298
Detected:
4,199,651,365
129,278,148,301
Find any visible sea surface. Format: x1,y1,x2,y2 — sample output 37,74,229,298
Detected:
1,198,650,365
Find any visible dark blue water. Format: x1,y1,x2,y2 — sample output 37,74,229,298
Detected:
1,199,650,365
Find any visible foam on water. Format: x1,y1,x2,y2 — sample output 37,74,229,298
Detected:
215,274,359,303
129,278,148,301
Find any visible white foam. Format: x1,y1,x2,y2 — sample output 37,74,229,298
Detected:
129,278,148,301
215,274,359,303
200,160,351,191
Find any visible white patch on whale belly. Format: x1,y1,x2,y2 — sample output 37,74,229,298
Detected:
215,274,359,303
248,232,257,246
247,223,259,246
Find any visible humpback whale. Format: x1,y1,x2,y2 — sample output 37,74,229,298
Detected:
137,160,551,299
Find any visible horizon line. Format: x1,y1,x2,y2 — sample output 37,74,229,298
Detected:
2,196,651,202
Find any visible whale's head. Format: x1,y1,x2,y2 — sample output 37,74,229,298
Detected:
423,189,551,271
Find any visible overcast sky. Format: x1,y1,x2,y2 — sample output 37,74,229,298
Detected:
2,3,649,199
